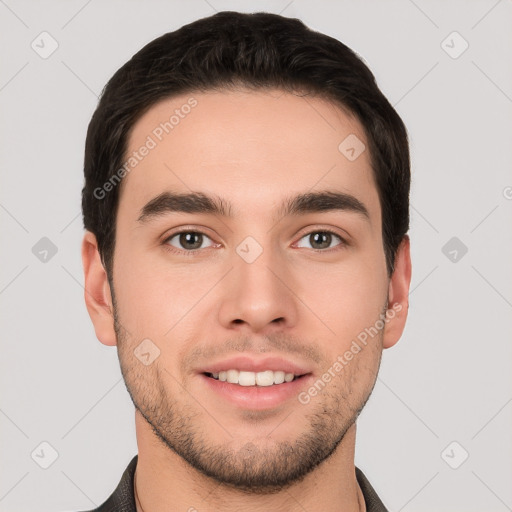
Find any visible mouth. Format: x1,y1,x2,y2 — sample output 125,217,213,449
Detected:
200,370,314,410
197,355,314,410
203,370,308,387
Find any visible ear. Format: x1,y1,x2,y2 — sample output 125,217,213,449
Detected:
81,230,117,346
382,235,412,349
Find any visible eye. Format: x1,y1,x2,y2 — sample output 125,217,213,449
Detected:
164,230,216,252
295,230,346,251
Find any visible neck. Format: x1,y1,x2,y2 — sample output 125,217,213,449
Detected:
133,411,365,512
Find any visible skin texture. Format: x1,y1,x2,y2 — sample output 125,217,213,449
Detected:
82,88,412,512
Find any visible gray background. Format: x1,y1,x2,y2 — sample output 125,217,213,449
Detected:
1,0,511,510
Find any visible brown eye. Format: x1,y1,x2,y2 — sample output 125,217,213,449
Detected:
165,231,214,251
295,230,345,251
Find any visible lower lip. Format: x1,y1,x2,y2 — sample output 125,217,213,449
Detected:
200,373,314,410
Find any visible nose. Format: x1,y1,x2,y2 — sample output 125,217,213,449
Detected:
217,243,299,334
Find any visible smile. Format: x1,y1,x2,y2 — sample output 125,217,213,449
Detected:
205,369,304,386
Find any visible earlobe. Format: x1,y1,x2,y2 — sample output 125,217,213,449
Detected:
81,231,117,346
383,235,412,349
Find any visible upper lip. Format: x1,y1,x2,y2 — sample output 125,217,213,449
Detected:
198,355,313,376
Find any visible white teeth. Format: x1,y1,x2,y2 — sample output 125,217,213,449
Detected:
238,371,256,386
208,369,299,386
256,370,274,386
273,371,285,384
226,369,239,384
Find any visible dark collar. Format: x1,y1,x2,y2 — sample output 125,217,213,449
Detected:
87,455,388,512
355,466,389,512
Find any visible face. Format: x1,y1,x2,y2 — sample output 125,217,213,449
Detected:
85,88,410,493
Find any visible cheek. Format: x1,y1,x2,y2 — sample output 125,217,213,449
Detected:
111,243,169,336
113,246,218,339
297,259,387,345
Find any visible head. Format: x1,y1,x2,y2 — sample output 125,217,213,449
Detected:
82,11,411,493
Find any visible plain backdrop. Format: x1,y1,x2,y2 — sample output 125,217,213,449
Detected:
1,1,511,511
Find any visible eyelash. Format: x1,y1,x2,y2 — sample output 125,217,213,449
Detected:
161,228,348,257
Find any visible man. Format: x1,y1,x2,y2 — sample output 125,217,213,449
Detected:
80,10,411,512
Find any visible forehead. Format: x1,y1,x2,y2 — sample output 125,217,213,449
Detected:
119,88,379,224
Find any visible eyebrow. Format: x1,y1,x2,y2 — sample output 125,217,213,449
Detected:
137,189,370,224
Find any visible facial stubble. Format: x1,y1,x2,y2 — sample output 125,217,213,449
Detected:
111,292,384,494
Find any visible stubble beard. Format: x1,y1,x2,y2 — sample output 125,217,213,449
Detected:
112,299,383,494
